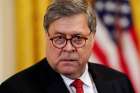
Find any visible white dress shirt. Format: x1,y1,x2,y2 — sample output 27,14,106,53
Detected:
61,64,98,93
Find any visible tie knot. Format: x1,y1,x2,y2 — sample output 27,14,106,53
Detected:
72,79,83,88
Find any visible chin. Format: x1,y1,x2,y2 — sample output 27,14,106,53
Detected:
61,70,80,79
59,68,76,75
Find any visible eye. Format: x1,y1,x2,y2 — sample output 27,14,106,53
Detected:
72,36,84,44
53,36,66,45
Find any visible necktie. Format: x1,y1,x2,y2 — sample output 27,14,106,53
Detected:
72,79,84,93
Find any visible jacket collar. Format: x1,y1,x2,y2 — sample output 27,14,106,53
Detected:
88,63,114,93
39,58,113,93
39,58,69,93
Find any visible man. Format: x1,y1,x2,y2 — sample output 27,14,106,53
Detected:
0,0,134,93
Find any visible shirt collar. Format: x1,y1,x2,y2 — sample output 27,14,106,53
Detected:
61,64,92,87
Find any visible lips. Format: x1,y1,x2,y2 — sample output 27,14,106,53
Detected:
60,59,78,62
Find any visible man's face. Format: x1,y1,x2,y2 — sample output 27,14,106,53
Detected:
46,14,95,79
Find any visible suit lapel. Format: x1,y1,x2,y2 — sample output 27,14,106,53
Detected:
39,59,69,93
88,63,114,93
93,78,114,93
46,79,69,93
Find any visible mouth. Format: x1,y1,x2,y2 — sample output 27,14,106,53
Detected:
60,59,78,62
58,59,79,65
58,59,79,68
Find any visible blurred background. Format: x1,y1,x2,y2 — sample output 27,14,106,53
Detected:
0,0,140,93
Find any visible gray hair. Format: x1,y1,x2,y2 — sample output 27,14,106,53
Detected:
44,0,96,33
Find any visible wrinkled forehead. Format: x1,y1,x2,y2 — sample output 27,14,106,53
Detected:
48,14,90,36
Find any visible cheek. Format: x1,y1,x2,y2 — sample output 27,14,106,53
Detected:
47,43,58,56
86,39,94,54
46,41,61,62
79,41,93,60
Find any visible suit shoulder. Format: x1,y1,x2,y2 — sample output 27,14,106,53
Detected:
0,58,47,87
89,62,128,80
88,63,134,93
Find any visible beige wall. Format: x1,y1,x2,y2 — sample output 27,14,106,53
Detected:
0,0,15,83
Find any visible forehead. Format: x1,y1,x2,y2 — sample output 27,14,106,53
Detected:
48,14,90,35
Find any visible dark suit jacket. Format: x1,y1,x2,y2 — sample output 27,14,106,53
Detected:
0,58,134,93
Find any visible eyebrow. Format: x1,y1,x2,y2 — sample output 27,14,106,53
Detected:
53,32,64,35
54,31,83,35
52,30,91,37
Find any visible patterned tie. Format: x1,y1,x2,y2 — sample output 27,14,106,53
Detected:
72,79,84,93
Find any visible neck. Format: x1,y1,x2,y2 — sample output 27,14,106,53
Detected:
63,65,87,79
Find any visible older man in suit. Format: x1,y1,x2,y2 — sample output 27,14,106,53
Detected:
0,0,134,93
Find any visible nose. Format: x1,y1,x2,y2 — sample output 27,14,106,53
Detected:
63,40,75,52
